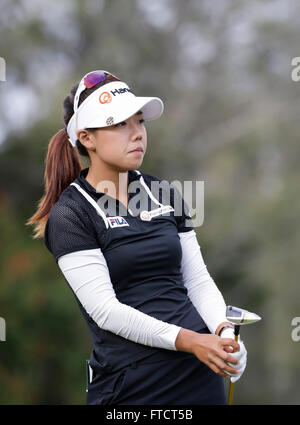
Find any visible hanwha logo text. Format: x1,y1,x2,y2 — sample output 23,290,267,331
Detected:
99,91,112,104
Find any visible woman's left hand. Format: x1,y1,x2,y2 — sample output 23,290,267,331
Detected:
220,327,247,383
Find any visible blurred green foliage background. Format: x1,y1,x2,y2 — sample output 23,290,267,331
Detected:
0,0,300,404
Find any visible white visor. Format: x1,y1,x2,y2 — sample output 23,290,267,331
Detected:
66,81,164,147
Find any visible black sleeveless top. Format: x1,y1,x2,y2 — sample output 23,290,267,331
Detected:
44,168,207,373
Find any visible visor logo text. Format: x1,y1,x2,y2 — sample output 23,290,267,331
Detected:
99,91,112,104
111,87,133,96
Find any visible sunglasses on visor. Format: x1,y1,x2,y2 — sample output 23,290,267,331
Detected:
73,70,120,113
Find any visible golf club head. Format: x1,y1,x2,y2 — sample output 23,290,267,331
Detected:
226,305,262,326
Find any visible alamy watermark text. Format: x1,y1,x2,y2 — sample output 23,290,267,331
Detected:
94,177,204,227
0,57,6,81
0,317,6,341
291,317,300,342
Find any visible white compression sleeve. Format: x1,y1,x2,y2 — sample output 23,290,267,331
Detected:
58,248,181,350
179,230,228,334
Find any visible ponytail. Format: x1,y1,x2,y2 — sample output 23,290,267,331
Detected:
27,76,118,239
26,128,82,239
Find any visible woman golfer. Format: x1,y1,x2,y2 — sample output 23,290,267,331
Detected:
28,70,247,405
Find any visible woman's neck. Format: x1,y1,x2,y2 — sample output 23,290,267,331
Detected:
85,165,129,207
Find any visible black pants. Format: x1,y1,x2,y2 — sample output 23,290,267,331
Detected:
86,351,227,405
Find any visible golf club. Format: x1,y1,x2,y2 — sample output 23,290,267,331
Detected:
226,305,262,405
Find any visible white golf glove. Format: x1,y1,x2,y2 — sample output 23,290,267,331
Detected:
220,327,247,383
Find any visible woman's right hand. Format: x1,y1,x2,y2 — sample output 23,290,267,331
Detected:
175,328,240,377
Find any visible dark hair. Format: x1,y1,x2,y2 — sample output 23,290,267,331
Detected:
26,72,120,238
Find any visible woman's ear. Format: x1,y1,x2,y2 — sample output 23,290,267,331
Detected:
77,130,96,151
